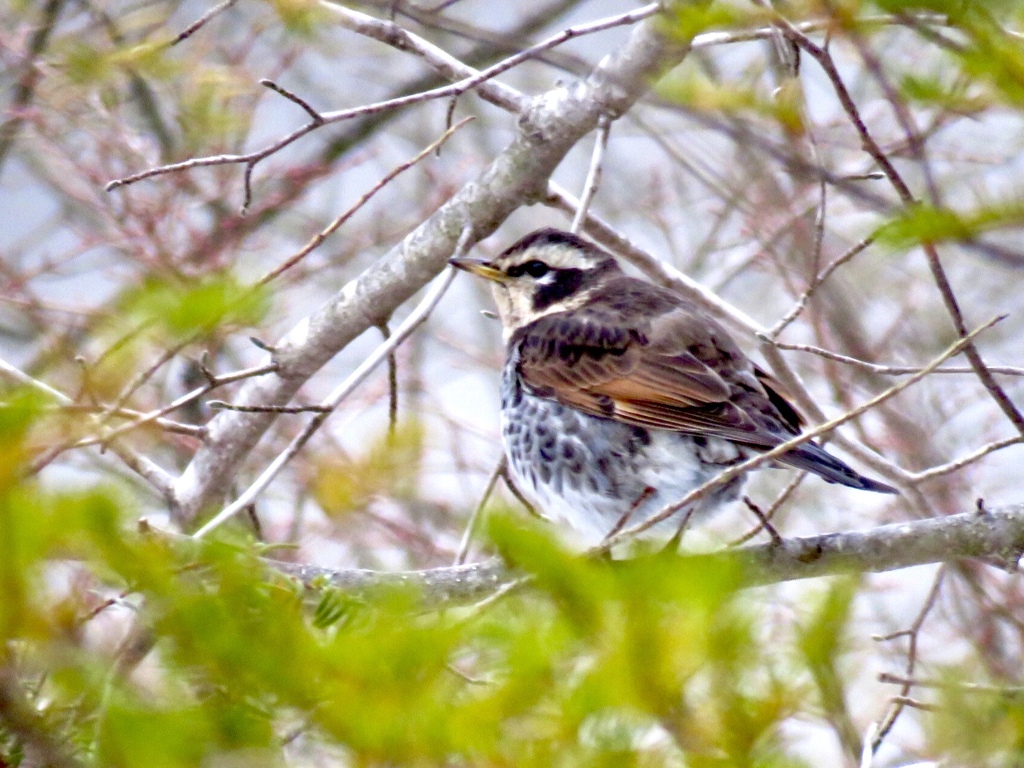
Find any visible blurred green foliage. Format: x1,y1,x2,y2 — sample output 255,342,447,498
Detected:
268,0,330,36
116,274,269,342
0,397,829,766
2,381,1023,764
929,667,1024,766
313,422,425,516
877,202,1024,250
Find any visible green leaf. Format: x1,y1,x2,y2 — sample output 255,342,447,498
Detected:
116,274,268,342
486,511,611,635
876,202,1024,249
267,0,329,36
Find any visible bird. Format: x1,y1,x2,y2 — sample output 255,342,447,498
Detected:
450,228,896,546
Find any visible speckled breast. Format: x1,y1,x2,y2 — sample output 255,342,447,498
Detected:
499,352,747,545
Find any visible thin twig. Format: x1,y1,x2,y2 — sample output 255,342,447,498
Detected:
192,230,473,539
774,341,1024,377
908,437,1024,483
169,0,241,46
686,13,949,51
320,2,525,114
888,696,935,711
257,116,473,286
878,672,1024,696
728,473,805,546
546,182,765,335
68,363,278,449
0,356,177,500
260,79,325,123
98,340,189,433
455,457,505,566
207,401,331,414
871,566,946,752
378,323,398,438
458,577,531,618
106,4,660,199
768,236,875,338
740,496,783,545
48,404,204,436
570,114,611,233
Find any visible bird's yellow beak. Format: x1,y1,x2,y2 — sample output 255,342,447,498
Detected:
449,257,507,283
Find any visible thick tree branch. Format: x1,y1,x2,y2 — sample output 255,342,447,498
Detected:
173,7,694,526
268,504,1024,607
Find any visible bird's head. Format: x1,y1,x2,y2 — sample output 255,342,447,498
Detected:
450,228,620,336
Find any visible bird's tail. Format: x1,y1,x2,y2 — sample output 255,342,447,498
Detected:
782,441,898,494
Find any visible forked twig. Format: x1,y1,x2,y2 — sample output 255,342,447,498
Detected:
192,228,474,539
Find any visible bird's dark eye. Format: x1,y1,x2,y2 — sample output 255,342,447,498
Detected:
523,260,549,278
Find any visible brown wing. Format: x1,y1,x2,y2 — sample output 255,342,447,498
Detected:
513,291,791,450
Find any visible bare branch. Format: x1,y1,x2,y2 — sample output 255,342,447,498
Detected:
767,236,875,339
878,673,1024,696
909,437,1024,483
455,457,505,566
206,401,331,414
777,10,1024,439
318,2,526,114
266,502,1024,607
259,79,325,124
106,3,661,201
192,258,463,539
871,566,945,752
68,362,277,449
256,116,474,286
169,0,240,46
546,182,764,335
774,342,1024,378
570,114,611,233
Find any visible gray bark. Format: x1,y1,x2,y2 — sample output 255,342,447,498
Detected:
268,503,1024,607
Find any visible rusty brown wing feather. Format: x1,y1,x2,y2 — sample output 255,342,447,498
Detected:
512,280,791,450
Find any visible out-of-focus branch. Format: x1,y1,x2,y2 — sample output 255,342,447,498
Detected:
173,6,696,527
268,503,1024,608
0,666,82,768
0,356,177,502
0,0,68,174
776,11,1024,439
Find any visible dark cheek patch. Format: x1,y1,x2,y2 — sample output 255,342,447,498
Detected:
532,269,584,312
